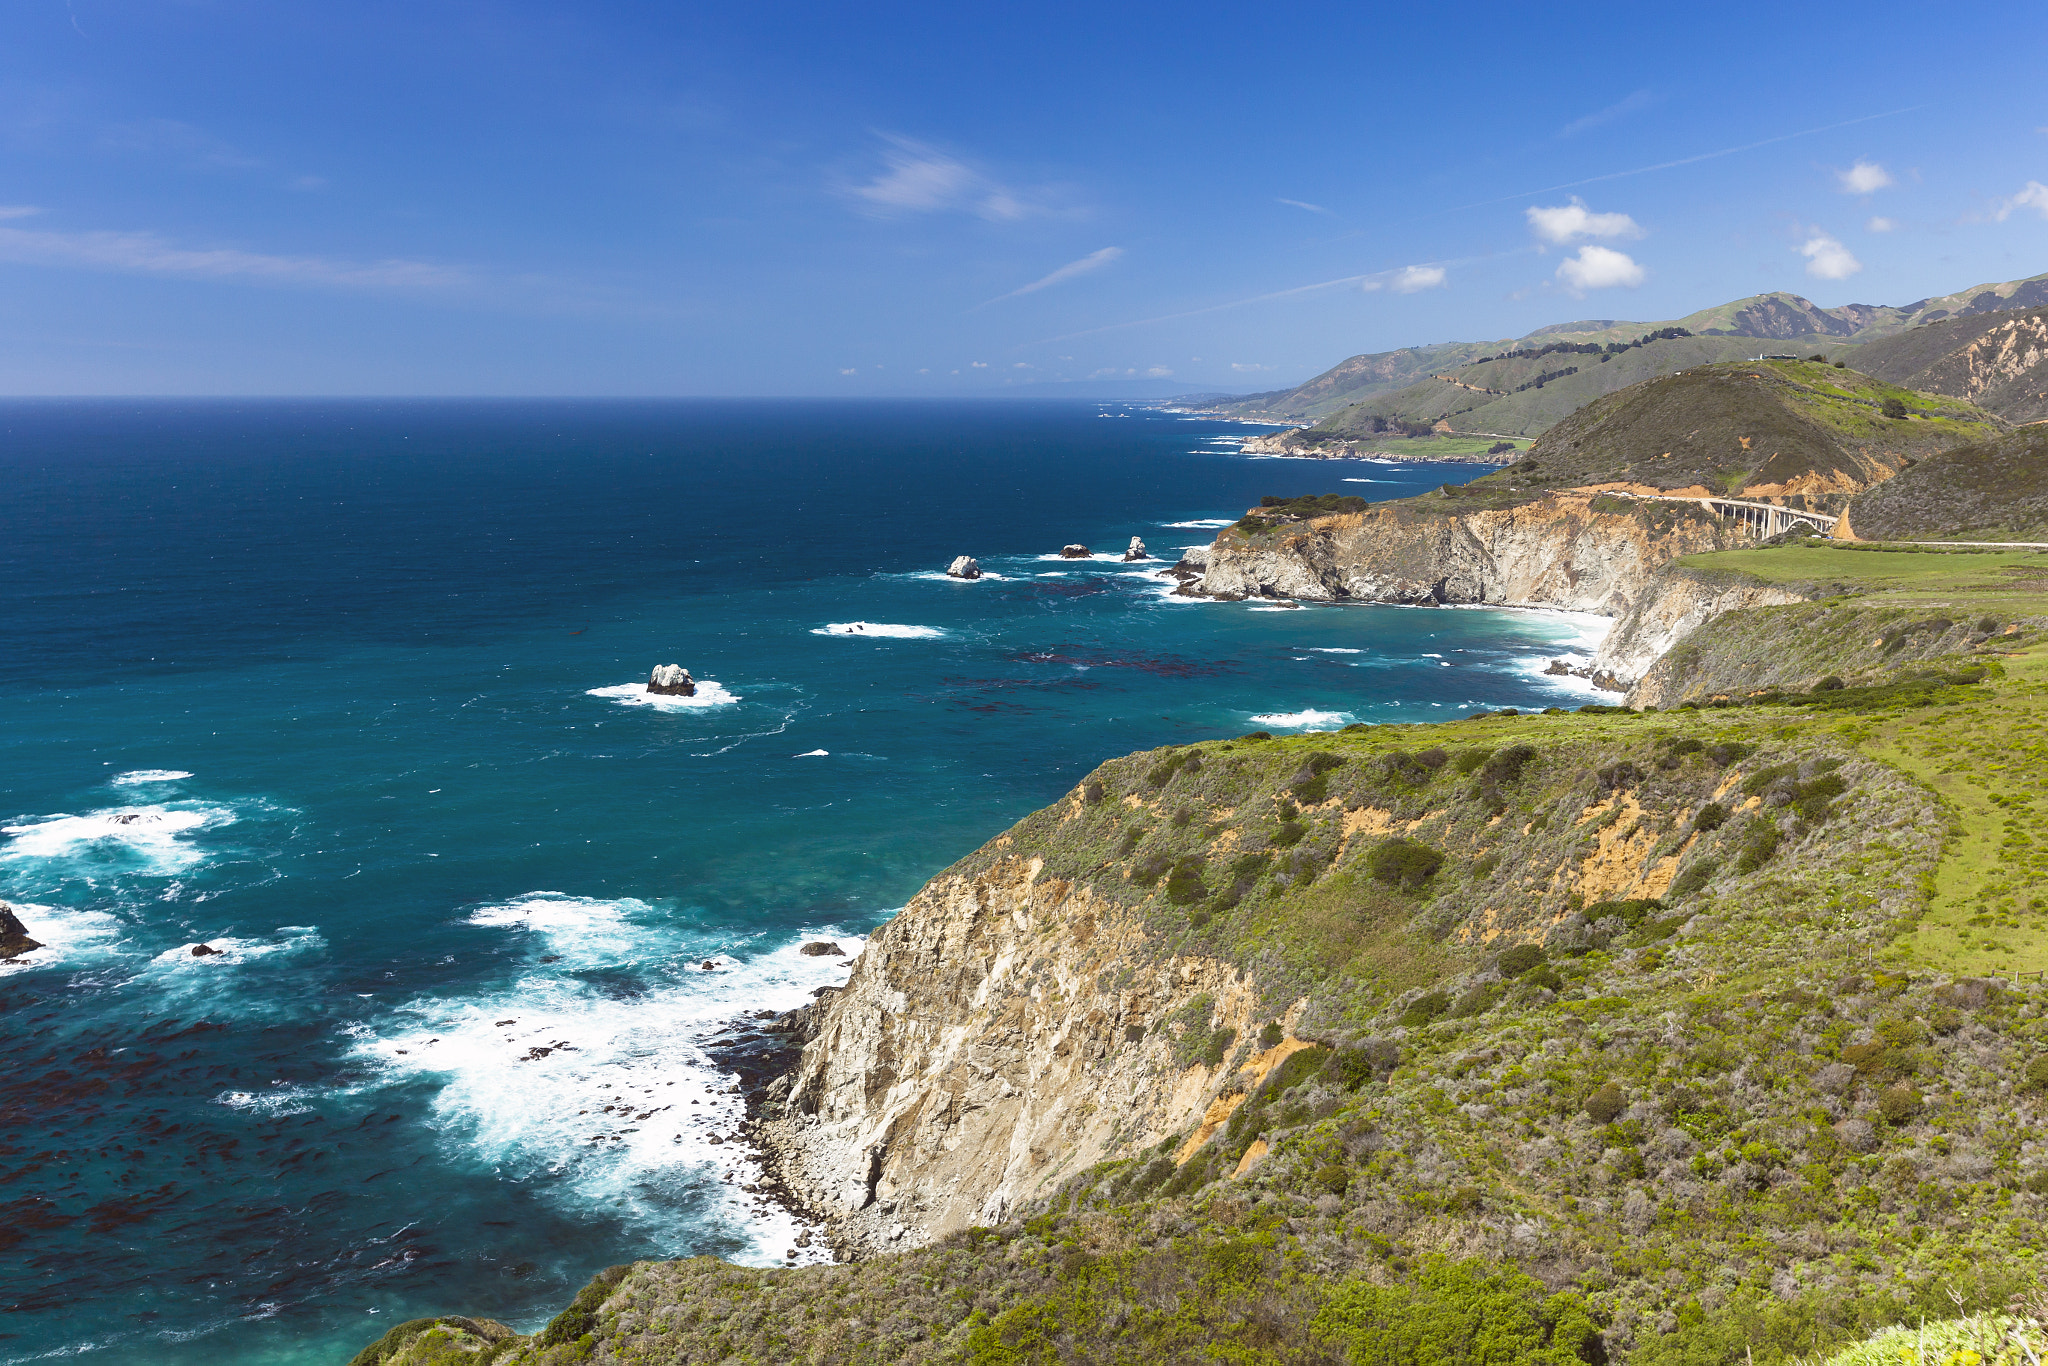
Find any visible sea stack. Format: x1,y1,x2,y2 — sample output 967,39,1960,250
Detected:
1059,544,1091,558
0,902,42,960
1122,536,1147,561
647,664,697,696
946,555,981,579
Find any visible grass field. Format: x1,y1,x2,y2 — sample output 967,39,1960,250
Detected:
1673,539,2048,978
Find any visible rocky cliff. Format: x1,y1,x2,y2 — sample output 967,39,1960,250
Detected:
760,855,1282,1258
1587,564,1813,692
1194,493,1746,630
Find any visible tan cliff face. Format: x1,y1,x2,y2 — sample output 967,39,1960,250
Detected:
1194,494,1745,623
762,856,1276,1258
1591,566,1812,694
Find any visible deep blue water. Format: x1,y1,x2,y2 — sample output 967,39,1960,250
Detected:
0,400,1605,1364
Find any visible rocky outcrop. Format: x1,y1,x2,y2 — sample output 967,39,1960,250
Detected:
1123,537,1148,561
946,555,982,579
647,664,696,696
1590,564,1813,695
1059,544,1091,559
760,856,1281,1258
1195,494,1744,626
1,903,42,960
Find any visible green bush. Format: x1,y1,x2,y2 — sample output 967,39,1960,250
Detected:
1450,981,1503,1019
1812,674,1845,692
1877,1083,1922,1126
1163,856,1208,905
1314,1164,1351,1195
1692,801,1729,832
1585,1081,1626,1125
2026,1056,2048,1090
535,1264,633,1348
1584,897,1663,927
1259,1020,1284,1047
1401,991,1451,1027
1452,747,1494,775
1735,820,1781,873
1881,396,1908,419
1497,943,1546,977
1312,1256,1601,1365
1368,837,1446,891
1669,859,1718,899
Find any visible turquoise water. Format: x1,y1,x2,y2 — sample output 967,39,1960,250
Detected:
0,399,1604,1363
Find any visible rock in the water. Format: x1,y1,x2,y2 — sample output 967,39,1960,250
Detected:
0,902,43,960
190,943,221,958
1059,544,1091,558
1122,536,1148,561
647,664,697,696
800,940,846,956
946,555,981,579
1544,659,1573,676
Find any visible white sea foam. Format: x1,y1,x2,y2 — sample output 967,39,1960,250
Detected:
111,770,194,786
349,893,870,1267
0,903,126,970
812,622,945,638
1339,478,1398,484
1248,604,1307,612
214,1084,322,1118
586,680,740,711
1248,709,1353,729
147,926,324,971
1,804,232,874
1162,518,1235,529
793,749,829,757
906,570,1008,583
1311,648,1364,654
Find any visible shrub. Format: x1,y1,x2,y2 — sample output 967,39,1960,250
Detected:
1131,854,1173,887
1669,859,1718,899
1452,746,1493,775
1368,838,1445,891
1081,779,1105,805
1164,856,1208,905
1586,1081,1626,1125
1524,963,1565,993
1259,1020,1284,1047
2025,1056,2048,1090
1584,897,1663,928
535,1264,634,1348
1881,396,1908,419
1124,1024,1146,1043
1313,1257,1597,1366
1705,742,1753,766
1978,615,2000,633
1289,751,1346,804
1812,675,1845,692
1272,819,1307,848
1877,1083,1922,1125
1400,991,1450,1027
1315,1164,1351,1195
1497,943,1546,977
1450,982,1502,1019
1692,802,1728,832
1735,820,1781,873
1202,1027,1237,1068
1241,730,1273,742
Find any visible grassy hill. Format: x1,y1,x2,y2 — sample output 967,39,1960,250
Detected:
1840,426,2048,542
1449,361,2003,513
1209,272,2048,429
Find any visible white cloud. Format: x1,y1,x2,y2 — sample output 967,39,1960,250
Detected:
1390,264,1446,293
0,205,42,220
978,246,1122,306
839,368,857,375
1525,196,1642,245
970,360,988,368
1277,198,1330,214
1995,181,2048,222
1556,245,1645,293
1798,231,1862,280
0,222,466,290
1145,366,1173,377
1012,361,1032,368
1230,362,1274,372
1867,216,1897,233
1559,89,1652,138
847,135,1065,222
1835,160,1894,195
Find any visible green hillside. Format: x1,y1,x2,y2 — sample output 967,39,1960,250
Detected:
1457,361,2002,511
1852,304,2048,426
1842,426,2048,541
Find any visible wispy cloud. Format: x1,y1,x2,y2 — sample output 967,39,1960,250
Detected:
0,221,468,290
1835,160,1893,194
846,135,1072,222
1996,181,2048,222
1867,216,1897,233
99,117,261,170
1277,198,1330,214
1559,89,1653,138
1388,264,1446,293
1027,252,1511,346
0,205,43,220
1525,196,1642,245
1556,245,1645,293
977,246,1122,307
1798,231,1861,280
1230,362,1274,372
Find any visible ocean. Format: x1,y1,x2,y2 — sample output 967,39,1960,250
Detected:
0,399,1605,1364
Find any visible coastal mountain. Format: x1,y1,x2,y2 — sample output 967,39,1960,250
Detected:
1209,271,2048,443
1852,304,2048,426
1837,424,2048,542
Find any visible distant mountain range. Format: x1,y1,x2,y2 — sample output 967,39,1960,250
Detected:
1200,271,2048,438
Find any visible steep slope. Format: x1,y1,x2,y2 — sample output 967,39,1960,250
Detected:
1853,304,2048,424
373,632,2048,1364
1838,426,2048,542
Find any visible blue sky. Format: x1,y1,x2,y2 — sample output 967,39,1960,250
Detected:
3,0,2046,395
